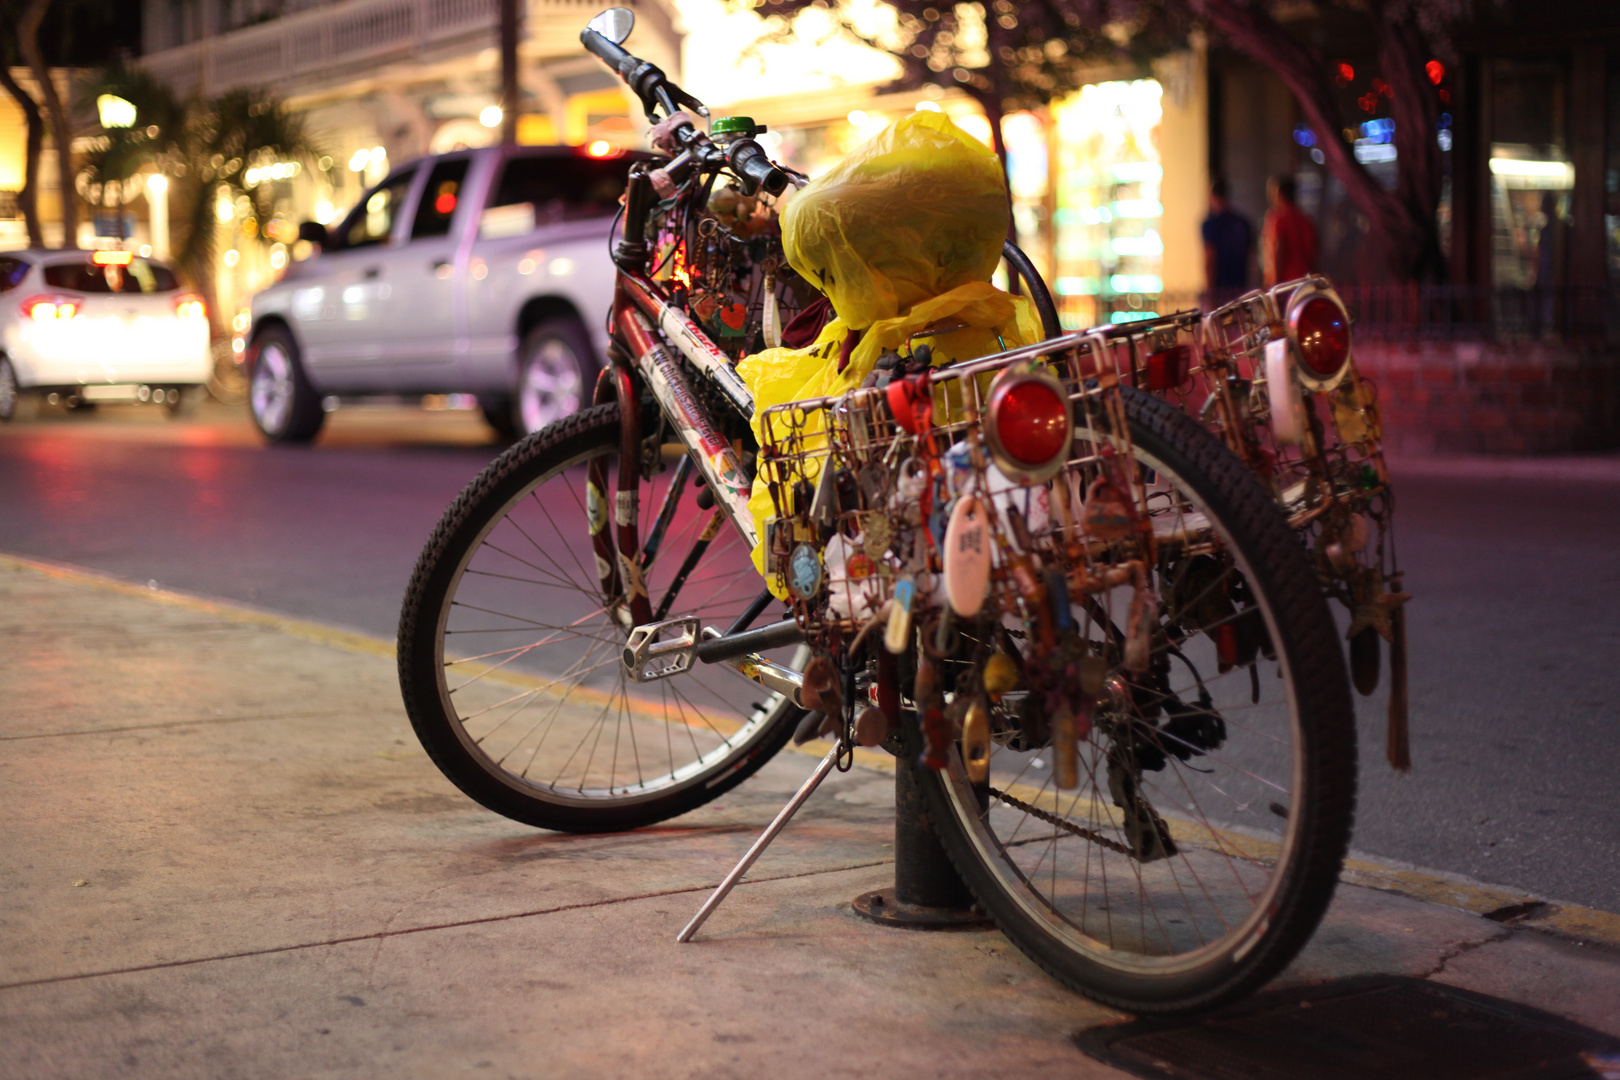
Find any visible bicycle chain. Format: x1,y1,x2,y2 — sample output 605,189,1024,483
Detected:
987,786,1135,857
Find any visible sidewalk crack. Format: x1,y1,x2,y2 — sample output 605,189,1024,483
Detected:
1419,926,1513,980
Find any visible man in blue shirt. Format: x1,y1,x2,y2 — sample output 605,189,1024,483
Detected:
1202,178,1253,304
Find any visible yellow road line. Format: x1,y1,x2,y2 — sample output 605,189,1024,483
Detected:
7,549,1618,948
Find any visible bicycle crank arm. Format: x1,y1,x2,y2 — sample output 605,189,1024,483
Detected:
700,627,803,706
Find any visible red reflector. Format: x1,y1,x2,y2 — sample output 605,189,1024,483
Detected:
991,379,1069,466
1145,344,1191,391
1293,295,1350,380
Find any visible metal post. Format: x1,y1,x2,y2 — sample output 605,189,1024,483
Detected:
852,718,990,928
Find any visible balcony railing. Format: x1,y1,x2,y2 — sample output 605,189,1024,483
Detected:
141,0,505,98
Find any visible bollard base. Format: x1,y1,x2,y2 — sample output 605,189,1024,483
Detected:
850,887,992,929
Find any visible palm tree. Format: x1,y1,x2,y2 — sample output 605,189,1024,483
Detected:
77,66,318,334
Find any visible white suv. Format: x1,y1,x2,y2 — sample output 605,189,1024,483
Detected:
0,249,211,420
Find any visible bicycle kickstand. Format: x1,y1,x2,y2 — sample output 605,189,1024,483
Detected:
676,742,842,943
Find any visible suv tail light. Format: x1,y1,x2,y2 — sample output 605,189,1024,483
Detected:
174,293,207,320
984,365,1073,484
20,294,81,321
1287,291,1351,389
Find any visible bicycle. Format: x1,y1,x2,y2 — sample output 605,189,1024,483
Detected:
398,7,1356,1014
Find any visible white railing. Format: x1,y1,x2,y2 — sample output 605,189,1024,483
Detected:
140,0,502,98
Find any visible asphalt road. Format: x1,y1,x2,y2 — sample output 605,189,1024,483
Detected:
3,400,1619,912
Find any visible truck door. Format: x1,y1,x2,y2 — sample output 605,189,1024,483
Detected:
376,155,473,384
293,167,418,389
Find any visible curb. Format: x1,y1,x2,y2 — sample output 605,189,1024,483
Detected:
6,549,1618,951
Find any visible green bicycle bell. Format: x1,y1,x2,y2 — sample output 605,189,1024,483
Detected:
711,115,766,140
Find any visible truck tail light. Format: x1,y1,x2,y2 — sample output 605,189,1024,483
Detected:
984,366,1073,484
174,293,207,320
20,294,81,321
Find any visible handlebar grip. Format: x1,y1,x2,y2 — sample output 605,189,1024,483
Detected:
727,139,789,198
580,28,636,78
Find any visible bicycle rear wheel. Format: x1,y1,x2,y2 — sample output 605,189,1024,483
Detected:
398,401,803,833
925,388,1356,1013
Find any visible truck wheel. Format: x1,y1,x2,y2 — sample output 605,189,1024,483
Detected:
249,326,325,444
0,357,18,422
479,395,518,442
515,318,594,437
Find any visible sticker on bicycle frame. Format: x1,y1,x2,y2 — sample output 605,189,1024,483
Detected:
615,489,636,528
787,543,823,600
586,481,608,535
617,549,647,599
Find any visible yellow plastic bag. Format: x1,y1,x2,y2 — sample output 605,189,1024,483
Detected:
737,111,1043,588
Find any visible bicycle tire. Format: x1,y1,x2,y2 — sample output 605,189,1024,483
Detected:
399,400,803,832
923,387,1357,1013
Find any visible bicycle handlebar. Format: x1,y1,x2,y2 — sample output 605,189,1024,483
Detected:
580,26,788,198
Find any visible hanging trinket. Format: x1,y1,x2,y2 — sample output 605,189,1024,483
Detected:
884,575,915,654
1124,578,1157,673
943,495,991,617
787,543,823,601
854,705,889,748
862,511,892,560
962,696,991,783
982,651,1019,699
1082,474,1134,541
1051,704,1079,789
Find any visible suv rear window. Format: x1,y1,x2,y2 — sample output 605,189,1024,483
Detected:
0,256,28,292
489,154,631,223
43,258,179,293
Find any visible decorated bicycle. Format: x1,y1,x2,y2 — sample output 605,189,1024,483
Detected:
398,8,1357,1014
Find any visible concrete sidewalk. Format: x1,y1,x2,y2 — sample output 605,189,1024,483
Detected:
3,553,1619,1080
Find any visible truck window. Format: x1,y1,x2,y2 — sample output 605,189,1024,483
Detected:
411,158,471,240
336,168,418,250
488,155,630,224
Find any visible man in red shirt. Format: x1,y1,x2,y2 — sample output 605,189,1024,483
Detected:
1262,174,1318,285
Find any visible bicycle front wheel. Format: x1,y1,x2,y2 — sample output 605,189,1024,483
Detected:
925,388,1356,1013
398,401,803,833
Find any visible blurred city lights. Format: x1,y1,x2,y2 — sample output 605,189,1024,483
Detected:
1489,157,1575,188
146,173,169,194
480,105,503,128
97,94,136,129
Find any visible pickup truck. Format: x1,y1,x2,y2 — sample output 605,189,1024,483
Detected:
246,144,642,443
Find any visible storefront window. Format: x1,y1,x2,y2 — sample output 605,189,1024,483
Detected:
1488,58,1570,290
1050,80,1165,330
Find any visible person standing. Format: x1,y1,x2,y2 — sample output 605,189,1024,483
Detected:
1201,178,1253,303
1261,174,1318,286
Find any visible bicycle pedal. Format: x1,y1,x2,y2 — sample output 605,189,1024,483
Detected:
622,617,702,682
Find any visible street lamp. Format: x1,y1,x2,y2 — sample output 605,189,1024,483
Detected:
145,173,169,260
97,94,136,129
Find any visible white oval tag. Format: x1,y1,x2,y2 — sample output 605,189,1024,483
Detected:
944,495,991,617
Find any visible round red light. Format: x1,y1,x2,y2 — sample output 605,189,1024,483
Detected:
434,192,457,215
1293,296,1350,380
991,378,1069,467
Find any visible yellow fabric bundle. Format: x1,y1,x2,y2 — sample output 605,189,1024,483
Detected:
737,110,1042,586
